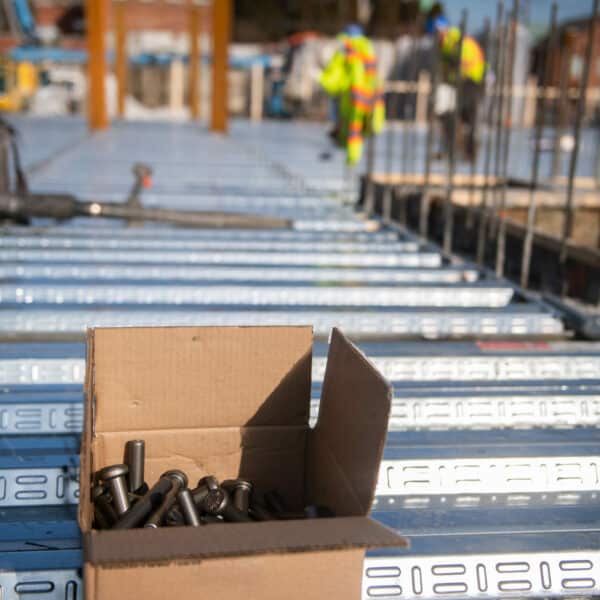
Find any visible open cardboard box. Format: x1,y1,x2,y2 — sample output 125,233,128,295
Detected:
80,326,407,600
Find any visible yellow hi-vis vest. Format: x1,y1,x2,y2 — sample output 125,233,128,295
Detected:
441,27,485,84
320,34,385,165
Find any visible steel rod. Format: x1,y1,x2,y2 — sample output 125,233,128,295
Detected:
492,11,508,216
364,107,377,215
442,10,468,255
520,3,557,289
0,193,292,230
467,19,491,222
559,0,599,292
552,41,570,179
476,1,504,264
382,38,402,222
418,31,440,237
495,0,520,277
404,21,421,184
467,18,491,231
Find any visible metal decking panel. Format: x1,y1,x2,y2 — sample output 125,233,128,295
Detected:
0,307,564,338
3,350,600,386
1,117,598,600
0,283,515,308
0,264,481,284
1,225,401,242
0,248,444,267
0,235,422,254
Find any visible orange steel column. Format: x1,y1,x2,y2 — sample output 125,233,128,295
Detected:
188,0,201,120
86,0,109,129
114,0,127,118
210,0,231,132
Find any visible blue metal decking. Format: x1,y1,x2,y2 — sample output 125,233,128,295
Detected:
0,117,599,600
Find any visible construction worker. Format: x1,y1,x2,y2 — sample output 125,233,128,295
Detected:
319,25,385,165
428,5,485,162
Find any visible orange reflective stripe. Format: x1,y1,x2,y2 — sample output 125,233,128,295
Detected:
352,100,372,111
351,91,373,103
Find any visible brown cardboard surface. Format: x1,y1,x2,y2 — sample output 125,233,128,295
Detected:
92,326,312,432
87,549,365,600
307,328,393,516
85,517,404,565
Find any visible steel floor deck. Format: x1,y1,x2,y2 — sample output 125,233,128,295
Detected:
0,118,598,600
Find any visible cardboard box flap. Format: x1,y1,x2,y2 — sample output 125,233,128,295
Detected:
84,517,406,565
307,328,392,516
89,326,313,433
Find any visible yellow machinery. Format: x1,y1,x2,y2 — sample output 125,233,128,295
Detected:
0,55,38,111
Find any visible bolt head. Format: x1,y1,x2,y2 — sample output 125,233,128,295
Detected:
162,469,188,489
202,488,227,514
91,485,106,500
198,475,220,492
98,464,129,481
222,478,253,493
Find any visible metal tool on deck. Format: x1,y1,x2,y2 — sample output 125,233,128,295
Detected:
0,122,292,230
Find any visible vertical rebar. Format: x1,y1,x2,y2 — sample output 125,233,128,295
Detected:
520,3,557,289
477,1,504,264
399,27,418,225
419,33,440,237
559,0,599,291
492,18,508,211
495,0,520,277
364,119,377,215
382,50,401,222
552,42,570,179
468,18,491,229
442,10,468,255
406,20,421,180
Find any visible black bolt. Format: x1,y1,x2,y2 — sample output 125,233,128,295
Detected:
192,476,251,522
145,470,188,529
113,474,174,530
165,505,185,527
201,514,224,524
248,501,274,522
264,490,289,518
92,485,119,527
97,464,130,516
93,505,110,529
92,485,116,529
124,440,145,493
136,482,149,496
191,476,225,514
177,488,201,526
222,479,253,513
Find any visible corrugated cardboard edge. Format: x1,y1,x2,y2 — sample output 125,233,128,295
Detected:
85,517,406,566
79,327,95,533
307,327,394,515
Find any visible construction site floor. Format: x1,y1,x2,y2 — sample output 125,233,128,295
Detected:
0,116,599,600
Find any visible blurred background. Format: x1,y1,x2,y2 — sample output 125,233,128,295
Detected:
0,0,596,122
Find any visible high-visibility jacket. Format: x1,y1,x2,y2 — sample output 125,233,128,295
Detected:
320,34,385,165
441,27,485,84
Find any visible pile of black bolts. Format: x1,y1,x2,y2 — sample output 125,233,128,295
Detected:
92,440,334,529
